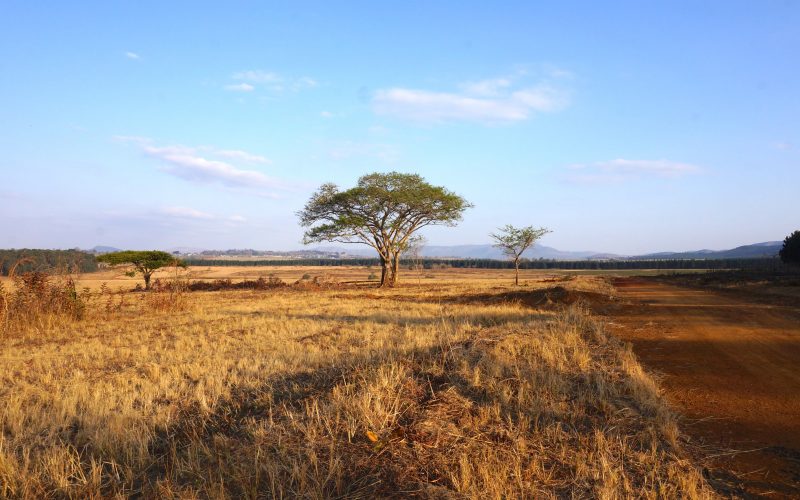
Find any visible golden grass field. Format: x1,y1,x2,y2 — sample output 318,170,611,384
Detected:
0,267,713,498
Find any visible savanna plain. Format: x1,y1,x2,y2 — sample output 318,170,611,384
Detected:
2,266,799,498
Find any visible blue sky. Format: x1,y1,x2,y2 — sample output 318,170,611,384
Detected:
1,1,797,254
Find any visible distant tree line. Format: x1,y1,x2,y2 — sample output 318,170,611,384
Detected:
198,249,342,257
184,257,793,271
1,250,792,279
0,249,98,276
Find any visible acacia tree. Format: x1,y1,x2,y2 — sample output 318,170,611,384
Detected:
779,230,800,266
97,251,185,290
298,172,471,287
490,225,551,285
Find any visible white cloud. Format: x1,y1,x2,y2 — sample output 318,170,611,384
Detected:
115,137,283,194
225,83,255,92
125,51,141,60
564,159,702,183
156,206,248,225
372,81,569,124
297,76,318,88
159,206,214,220
113,135,151,144
459,78,511,97
511,87,568,112
212,149,271,164
229,70,318,93
320,111,334,118
145,149,271,188
772,141,793,151
232,70,282,83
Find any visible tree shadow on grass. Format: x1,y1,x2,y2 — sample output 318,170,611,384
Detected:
136,326,680,498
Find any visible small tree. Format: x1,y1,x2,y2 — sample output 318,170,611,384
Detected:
97,251,185,290
779,230,800,266
298,172,471,287
401,235,427,285
401,235,427,270
490,225,551,285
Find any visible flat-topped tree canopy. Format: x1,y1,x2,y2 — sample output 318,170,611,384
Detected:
298,171,472,286
97,250,185,290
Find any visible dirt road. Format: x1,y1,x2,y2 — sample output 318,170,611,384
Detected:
607,278,800,497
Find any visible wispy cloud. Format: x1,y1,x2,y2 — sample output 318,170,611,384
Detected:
159,206,214,220
564,159,702,183
146,151,271,188
212,149,271,164
372,73,569,124
229,70,318,93
115,137,284,195
125,51,141,60
157,206,247,224
772,141,793,151
459,78,512,97
232,70,282,83
320,111,334,118
224,83,255,92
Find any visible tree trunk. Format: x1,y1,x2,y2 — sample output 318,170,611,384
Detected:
144,272,153,290
514,259,520,286
389,254,400,286
379,255,388,287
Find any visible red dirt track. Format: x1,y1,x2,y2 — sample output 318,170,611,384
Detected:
608,277,800,497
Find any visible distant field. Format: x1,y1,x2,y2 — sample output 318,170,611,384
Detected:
0,265,712,292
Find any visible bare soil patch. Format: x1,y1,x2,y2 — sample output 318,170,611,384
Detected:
605,277,800,497
655,271,800,308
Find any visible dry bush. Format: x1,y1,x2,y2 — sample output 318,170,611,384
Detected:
0,280,712,498
0,261,138,337
187,276,286,292
0,266,88,336
99,282,127,318
146,268,191,313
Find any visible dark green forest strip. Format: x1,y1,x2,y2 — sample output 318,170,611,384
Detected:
1,251,791,276
0,249,98,275
184,257,790,271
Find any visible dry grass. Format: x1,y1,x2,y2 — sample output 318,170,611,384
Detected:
0,270,88,336
0,274,712,498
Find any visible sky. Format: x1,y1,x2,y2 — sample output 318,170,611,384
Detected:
1,1,798,254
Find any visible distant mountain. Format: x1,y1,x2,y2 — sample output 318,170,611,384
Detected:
93,240,781,261
165,247,208,255
91,246,209,255
634,241,781,260
418,244,607,260
315,241,781,260
90,245,121,254
313,244,611,260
